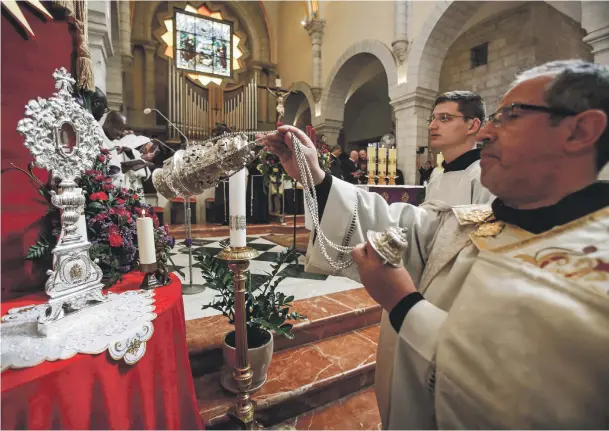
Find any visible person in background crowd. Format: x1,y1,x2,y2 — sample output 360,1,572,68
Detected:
329,145,344,180
101,111,152,191
418,160,434,185
342,150,361,184
90,87,109,123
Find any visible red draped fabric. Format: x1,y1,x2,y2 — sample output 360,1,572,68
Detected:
1,273,202,430
1,6,76,299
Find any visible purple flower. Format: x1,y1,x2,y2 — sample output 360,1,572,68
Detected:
119,265,131,274
168,236,176,249
184,238,192,247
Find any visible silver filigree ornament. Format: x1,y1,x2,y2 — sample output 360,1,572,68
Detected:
152,132,258,198
16,68,107,336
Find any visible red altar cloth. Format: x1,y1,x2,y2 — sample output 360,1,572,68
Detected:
1,273,202,430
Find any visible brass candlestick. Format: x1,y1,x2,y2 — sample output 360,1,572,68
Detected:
140,263,162,290
367,171,377,185
387,174,397,185
378,171,387,185
216,246,261,429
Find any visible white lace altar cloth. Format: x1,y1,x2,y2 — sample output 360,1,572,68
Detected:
1,290,157,371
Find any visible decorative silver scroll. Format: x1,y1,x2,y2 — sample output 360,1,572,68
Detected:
367,226,409,267
17,68,107,336
229,215,247,230
152,133,257,199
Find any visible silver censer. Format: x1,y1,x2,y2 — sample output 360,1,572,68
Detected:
17,68,107,336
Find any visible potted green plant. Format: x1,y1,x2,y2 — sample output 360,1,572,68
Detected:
198,247,306,392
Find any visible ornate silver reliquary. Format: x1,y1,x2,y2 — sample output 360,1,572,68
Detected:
17,68,107,336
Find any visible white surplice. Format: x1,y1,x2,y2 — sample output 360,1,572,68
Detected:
304,176,609,428
425,160,494,205
100,132,151,192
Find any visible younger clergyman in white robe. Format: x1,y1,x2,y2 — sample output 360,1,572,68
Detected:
304,174,609,429
425,148,494,205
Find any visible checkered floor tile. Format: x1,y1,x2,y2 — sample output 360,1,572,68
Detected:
167,235,362,320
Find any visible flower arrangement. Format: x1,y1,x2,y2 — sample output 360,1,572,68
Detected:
22,148,177,288
316,142,331,171
257,126,331,193
256,148,291,194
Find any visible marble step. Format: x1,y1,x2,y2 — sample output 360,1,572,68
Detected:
170,221,308,239
187,288,381,376
278,387,381,430
197,324,380,429
269,212,306,224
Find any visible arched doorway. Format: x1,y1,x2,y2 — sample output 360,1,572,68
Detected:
318,39,397,149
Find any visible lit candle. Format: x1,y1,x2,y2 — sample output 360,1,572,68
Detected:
229,168,247,247
378,147,387,176
136,209,156,265
388,148,397,175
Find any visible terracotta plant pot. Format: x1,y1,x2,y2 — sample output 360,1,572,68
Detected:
221,327,273,393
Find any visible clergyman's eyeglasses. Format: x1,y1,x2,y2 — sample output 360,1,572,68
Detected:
426,113,469,126
486,103,578,127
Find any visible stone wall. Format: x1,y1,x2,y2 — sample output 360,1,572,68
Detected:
439,2,592,113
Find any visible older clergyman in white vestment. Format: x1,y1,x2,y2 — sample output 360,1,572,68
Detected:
260,59,609,429
424,91,494,205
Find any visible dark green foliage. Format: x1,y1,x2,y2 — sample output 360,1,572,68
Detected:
199,247,307,339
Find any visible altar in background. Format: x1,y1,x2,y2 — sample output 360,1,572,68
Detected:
356,184,426,206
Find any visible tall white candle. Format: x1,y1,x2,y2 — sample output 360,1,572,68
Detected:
229,168,247,247
136,210,156,265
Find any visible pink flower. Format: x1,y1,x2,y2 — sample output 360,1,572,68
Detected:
109,234,123,247
90,192,108,201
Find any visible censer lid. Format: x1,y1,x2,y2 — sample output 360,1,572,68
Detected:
366,226,409,267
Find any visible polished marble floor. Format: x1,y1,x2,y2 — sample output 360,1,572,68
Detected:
168,235,361,321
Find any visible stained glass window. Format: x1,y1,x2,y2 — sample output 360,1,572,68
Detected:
174,9,233,78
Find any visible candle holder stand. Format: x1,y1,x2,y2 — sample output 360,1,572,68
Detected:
182,197,206,295
140,263,162,290
378,173,387,185
216,246,262,430
387,174,397,185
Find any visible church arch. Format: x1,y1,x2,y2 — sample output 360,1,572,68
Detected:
406,1,584,94
320,39,397,125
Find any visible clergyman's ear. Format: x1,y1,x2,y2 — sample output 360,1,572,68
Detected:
565,109,607,154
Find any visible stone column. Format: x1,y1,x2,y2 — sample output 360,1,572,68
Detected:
582,2,609,180
582,2,609,65
392,0,409,64
143,43,157,126
118,0,132,63
119,0,134,119
315,119,342,148
305,18,326,103
391,88,436,185
104,1,122,111
87,1,113,94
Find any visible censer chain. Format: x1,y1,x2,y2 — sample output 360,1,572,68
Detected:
210,131,355,271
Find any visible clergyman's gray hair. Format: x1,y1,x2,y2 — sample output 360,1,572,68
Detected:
511,60,609,172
